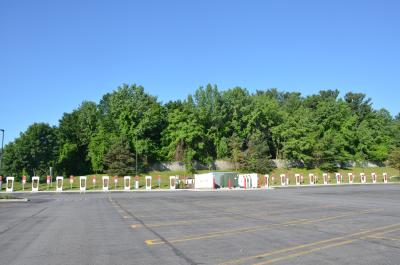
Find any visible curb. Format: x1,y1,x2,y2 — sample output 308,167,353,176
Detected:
0,198,28,202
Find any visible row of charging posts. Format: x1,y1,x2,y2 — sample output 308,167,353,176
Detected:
0,175,180,192
262,172,389,187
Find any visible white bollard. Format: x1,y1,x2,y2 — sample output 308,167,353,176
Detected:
135,176,139,189
79,176,87,192
169,176,176,189
335,173,341,184
371,173,377,184
32,176,40,192
280,174,286,186
56,176,63,192
102,176,109,191
309,174,315,185
145,176,152,190
22,176,26,191
6,177,14,192
295,174,300,186
323,173,328,185
348,173,353,184
383,173,388,183
360,173,366,184
124,176,131,191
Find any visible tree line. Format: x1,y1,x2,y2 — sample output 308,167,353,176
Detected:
2,84,400,178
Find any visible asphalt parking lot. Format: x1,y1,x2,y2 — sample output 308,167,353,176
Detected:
1,184,399,265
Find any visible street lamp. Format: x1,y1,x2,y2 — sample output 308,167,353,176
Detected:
0,129,4,175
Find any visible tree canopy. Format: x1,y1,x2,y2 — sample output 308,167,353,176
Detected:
1,84,399,176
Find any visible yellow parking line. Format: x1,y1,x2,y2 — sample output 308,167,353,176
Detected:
218,223,400,265
145,209,381,246
368,235,400,241
131,220,191,229
252,239,356,265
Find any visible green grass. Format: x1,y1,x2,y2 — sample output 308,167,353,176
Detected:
1,167,398,192
0,194,17,199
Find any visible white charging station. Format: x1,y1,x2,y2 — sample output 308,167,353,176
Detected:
295,174,300,186
124,176,131,191
145,176,152,190
32,176,40,192
102,176,109,191
280,174,286,186
323,173,328,185
79,176,87,192
335,173,341,184
348,173,353,184
309,174,315,185
371,173,377,184
360,173,366,184
56,176,63,192
169,176,176,189
6,177,14,192
383,173,388,183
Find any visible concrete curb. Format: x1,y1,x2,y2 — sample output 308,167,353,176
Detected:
0,198,28,202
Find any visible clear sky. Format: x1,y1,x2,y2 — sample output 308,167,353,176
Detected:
1,0,399,144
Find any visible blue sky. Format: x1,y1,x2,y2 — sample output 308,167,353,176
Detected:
1,0,399,144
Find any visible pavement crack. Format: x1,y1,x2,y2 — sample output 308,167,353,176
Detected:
0,207,48,236
112,199,199,265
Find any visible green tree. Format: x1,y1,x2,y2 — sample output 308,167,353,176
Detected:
2,123,58,177
103,137,135,176
388,147,400,176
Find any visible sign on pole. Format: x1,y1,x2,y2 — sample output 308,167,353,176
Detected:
69,175,74,190
46,175,51,190
114,176,118,190
135,176,139,189
92,176,96,189
22,175,27,191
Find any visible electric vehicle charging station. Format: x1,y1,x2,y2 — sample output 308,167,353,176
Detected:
56,176,63,192
124,176,131,191
102,176,109,191
6,177,14,192
32,176,40,192
79,176,87,192
145,176,152,190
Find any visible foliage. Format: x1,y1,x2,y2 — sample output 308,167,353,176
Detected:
2,85,398,176
388,147,400,174
103,137,135,176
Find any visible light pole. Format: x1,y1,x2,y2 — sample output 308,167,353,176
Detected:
0,129,4,176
